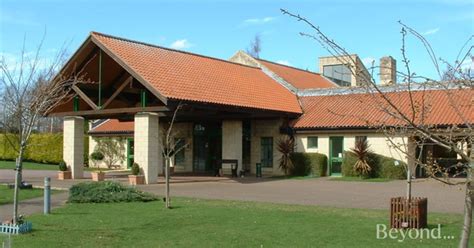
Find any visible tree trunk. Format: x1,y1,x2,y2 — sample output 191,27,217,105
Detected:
165,157,170,209
12,148,24,224
406,165,412,200
459,167,473,248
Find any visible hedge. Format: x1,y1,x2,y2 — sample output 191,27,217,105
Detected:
290,152,328,177
341,151,406,179
0,133,89,165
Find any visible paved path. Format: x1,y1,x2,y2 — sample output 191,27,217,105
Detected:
135,177,467,214
0,169,468,216
0,192,69,222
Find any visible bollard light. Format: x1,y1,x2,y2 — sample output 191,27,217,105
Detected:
44,177,51,215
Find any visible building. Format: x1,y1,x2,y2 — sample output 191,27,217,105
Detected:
49,32,472,184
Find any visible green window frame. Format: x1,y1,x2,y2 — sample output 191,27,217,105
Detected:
261,137,273,168
174,138,185,165
307,136,318,149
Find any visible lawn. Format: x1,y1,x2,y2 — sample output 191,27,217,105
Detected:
330,176,393,182
3,198,469,247
0,160,110,172
0,160,58,171
0,185,52,205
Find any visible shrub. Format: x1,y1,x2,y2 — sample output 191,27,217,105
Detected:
289,153,328,177
131,163,140,175
379,156,406,179
90,151,104,161
276,137,295,176
350,138,372,177
59,160,68,171
68,181,158,203
342,151,406,179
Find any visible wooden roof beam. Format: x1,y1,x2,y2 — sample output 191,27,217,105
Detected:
72,85,99,110
102,76,133,109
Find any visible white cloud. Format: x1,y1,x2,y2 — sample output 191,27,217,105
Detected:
276,60,292,66
242,17,275,25
422,28,440,35
169,39,193,50
361,57,376,68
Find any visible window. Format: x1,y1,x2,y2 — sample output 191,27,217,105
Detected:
261,137,273,167
307,136,318,149
323,64,352,87
355,136,367,145
174,138,185,165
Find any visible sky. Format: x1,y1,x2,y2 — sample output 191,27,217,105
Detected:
1,0,473,81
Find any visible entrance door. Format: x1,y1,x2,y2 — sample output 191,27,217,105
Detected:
193,123,222,173
127,138,134,168
329,136,344,176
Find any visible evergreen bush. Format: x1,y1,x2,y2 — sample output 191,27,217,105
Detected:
342,151,406,179
289,152,328,177
68,181,158,203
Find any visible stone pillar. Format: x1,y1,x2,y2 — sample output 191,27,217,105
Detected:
222,120,243,173
134,112,160,184
63,116,84,179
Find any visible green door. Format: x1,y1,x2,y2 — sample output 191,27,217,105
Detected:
329,136,344,176
127,138,134,168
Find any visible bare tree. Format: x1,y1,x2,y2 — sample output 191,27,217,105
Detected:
93,137,126,169
246,34,262,58
282,9,473,247
161,103,188,209
0,35,76,224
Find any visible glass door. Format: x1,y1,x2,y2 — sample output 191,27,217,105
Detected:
329,136,344,176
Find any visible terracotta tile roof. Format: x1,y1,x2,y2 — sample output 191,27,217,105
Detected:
89,119,133,134
293,89,473,129
90,32,302,114
257,59,337,89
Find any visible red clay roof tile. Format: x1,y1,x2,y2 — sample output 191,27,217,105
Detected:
89,119,134,134
293,89,473,129
91,32,302,114
257,59,337,89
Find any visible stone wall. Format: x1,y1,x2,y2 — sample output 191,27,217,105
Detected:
295,132,408,163
251,119,286,176
318,55,371,86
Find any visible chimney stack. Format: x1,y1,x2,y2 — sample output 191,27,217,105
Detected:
380,56,396,85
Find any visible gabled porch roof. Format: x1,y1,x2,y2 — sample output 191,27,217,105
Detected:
49,32,303,120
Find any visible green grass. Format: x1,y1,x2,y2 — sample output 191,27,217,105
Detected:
3,197,470,247
0,185,60,205
0,160,58,171
330,176,393,182
0,160,110,171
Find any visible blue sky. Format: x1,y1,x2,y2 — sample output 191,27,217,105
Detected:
1,0,472,80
